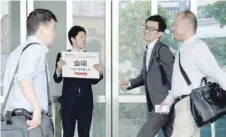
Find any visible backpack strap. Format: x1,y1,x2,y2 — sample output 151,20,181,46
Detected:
155,43,171,88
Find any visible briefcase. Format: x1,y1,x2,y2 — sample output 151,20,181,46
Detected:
1,112,53,137
179,53,226,127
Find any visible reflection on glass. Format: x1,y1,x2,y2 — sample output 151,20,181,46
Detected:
158,0,189,52
73,1,105,17
73,1,105,96
1,1,9,94
1,15,9,54
197,0,226,68
119,103,148,137
119,1,150,95
158,0,190,21
93,103,105,137
197,1,226,136
118,1,190,95
119,103,166,137
72,1,106,137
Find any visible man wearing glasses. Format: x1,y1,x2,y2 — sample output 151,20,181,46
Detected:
120,15,175,137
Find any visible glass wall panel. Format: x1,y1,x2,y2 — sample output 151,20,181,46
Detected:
1,1,20,98
73,1,106,96
72,1,106,137
118,1,151,95
158,0,190,52
34,1,67,136
119,103,148,137
34,0,67,96
197,1,226,136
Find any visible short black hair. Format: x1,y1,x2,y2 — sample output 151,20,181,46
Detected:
27,9,57,36
68,26,86,45
145,15,167,32
181,10,197,32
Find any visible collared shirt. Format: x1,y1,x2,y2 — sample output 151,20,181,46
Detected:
146,39,158,71
71,47,85,53
3,36,50,113
164,35,226,106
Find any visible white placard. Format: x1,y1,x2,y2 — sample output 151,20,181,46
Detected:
61,51,100,79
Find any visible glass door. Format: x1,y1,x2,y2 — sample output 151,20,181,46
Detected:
71,1,111,137
112,0,189,137
32,1,111,137
1,0,23,103
112,1,151,137
3,1,226,137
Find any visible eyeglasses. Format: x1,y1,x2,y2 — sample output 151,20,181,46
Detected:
142,25,159,32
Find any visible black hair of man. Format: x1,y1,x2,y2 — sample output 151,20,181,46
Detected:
68,25,86,45
27,9,57,36
145,15,167,32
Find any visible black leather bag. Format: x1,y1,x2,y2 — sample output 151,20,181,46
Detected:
179,53,226,127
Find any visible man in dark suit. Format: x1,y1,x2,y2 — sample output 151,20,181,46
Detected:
53,26,103,137
120,15,174,137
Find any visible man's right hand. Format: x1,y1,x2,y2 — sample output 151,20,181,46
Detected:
56,57,66,72
159,101,169,115
120,80,129,91
26,108,41,130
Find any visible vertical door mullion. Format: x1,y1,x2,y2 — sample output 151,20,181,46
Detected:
151,0,158,15
66,0,73,50
64,1,73,137
190,0,197,16
20,0,27,43
112,0,119,137
105,1,112,137
27,0,34,15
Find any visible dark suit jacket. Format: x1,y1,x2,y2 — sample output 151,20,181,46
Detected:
53,50,103,108
128,41,174,112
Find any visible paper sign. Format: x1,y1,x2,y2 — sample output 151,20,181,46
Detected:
61,51,100,79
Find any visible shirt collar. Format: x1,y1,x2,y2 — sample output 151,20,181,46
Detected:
27,36,49,53
183,35,197,46
146,39,158,51
71,48,85,52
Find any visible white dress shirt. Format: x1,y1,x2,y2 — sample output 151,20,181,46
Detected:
146,39,158,71
164,35,226,106
3,36,50,113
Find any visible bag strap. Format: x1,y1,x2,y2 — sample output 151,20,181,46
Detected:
1,43,39,116
45,63,52,117
178,52,192,86
155,44,171,88
179,53,209,88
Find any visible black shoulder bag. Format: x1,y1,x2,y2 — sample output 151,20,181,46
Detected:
178,53,226,127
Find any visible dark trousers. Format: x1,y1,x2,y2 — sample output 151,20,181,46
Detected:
61,96,93,137
137,110,174,137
